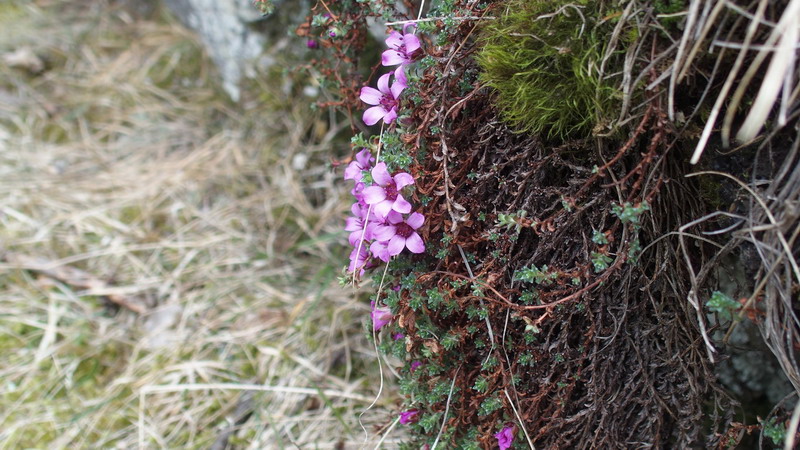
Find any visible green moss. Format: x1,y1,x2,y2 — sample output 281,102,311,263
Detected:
653,0,687,29
477,0,624,139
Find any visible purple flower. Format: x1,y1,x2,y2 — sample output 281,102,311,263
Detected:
348,242,370,276
372,211,425,256
351,182,368,209
410,361,422,372
369,238,392,262
382,25,421,66
344,149,375,182
393,332,404,340
345,203,375,246
495,425,515,450
360,68,407,126
306,39,318,49
399,409,419,425
371,303,392,330
362,162,415,218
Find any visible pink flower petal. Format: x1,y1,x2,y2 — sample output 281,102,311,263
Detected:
399,409,419,425
371,224,395,242
495,426,515,450
406,212,425,229
371,162,393,186
403,33,421,54
344,216,362,232
386,210,404,225
385,31,403,49
391,72,406,99
377,73,391,94
344,161,362,181
371,305,392,329
349,229,367,246
374,210,391,225
393,172,414,188
362,185,386,204
383,108,398,124
348,259,362,275
349,244,369,273
351,182,365,197
394,66,408,89
355,149,374,167
392,195,412,214
359,86,382,105
363,106,386,126
370,240,391,262
405,232,425,253
382,49,405,66
373,200,393,219
387,235,406,256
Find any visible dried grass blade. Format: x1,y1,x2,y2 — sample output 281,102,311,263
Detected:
691,0,769,164
736,0,800,142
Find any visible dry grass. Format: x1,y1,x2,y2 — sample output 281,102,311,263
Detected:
0,1,400,447
666,0,800,163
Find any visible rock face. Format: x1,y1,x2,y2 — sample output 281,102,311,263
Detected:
163,0,264,101
163,0,313,101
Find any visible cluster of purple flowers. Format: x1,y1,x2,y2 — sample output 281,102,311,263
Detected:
359,25,421,126
345,152,425,277
346,25,425,278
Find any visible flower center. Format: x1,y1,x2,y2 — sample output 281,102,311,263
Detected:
384,181,398,200
379,94,397,111
396,45,409,59
396,222,413,238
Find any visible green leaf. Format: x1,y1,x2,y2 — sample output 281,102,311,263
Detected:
706,291,740,321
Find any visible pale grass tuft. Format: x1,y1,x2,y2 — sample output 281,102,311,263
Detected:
0,1,400,447
668,0,800,164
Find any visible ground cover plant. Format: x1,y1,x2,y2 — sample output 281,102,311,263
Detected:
303,0,800,447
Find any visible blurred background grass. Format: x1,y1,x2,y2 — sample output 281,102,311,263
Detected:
0,0,397,447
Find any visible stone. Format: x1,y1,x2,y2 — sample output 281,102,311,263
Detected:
162,0,309,101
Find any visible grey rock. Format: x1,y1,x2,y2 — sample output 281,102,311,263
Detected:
162,0,401,102
162,0,311,101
